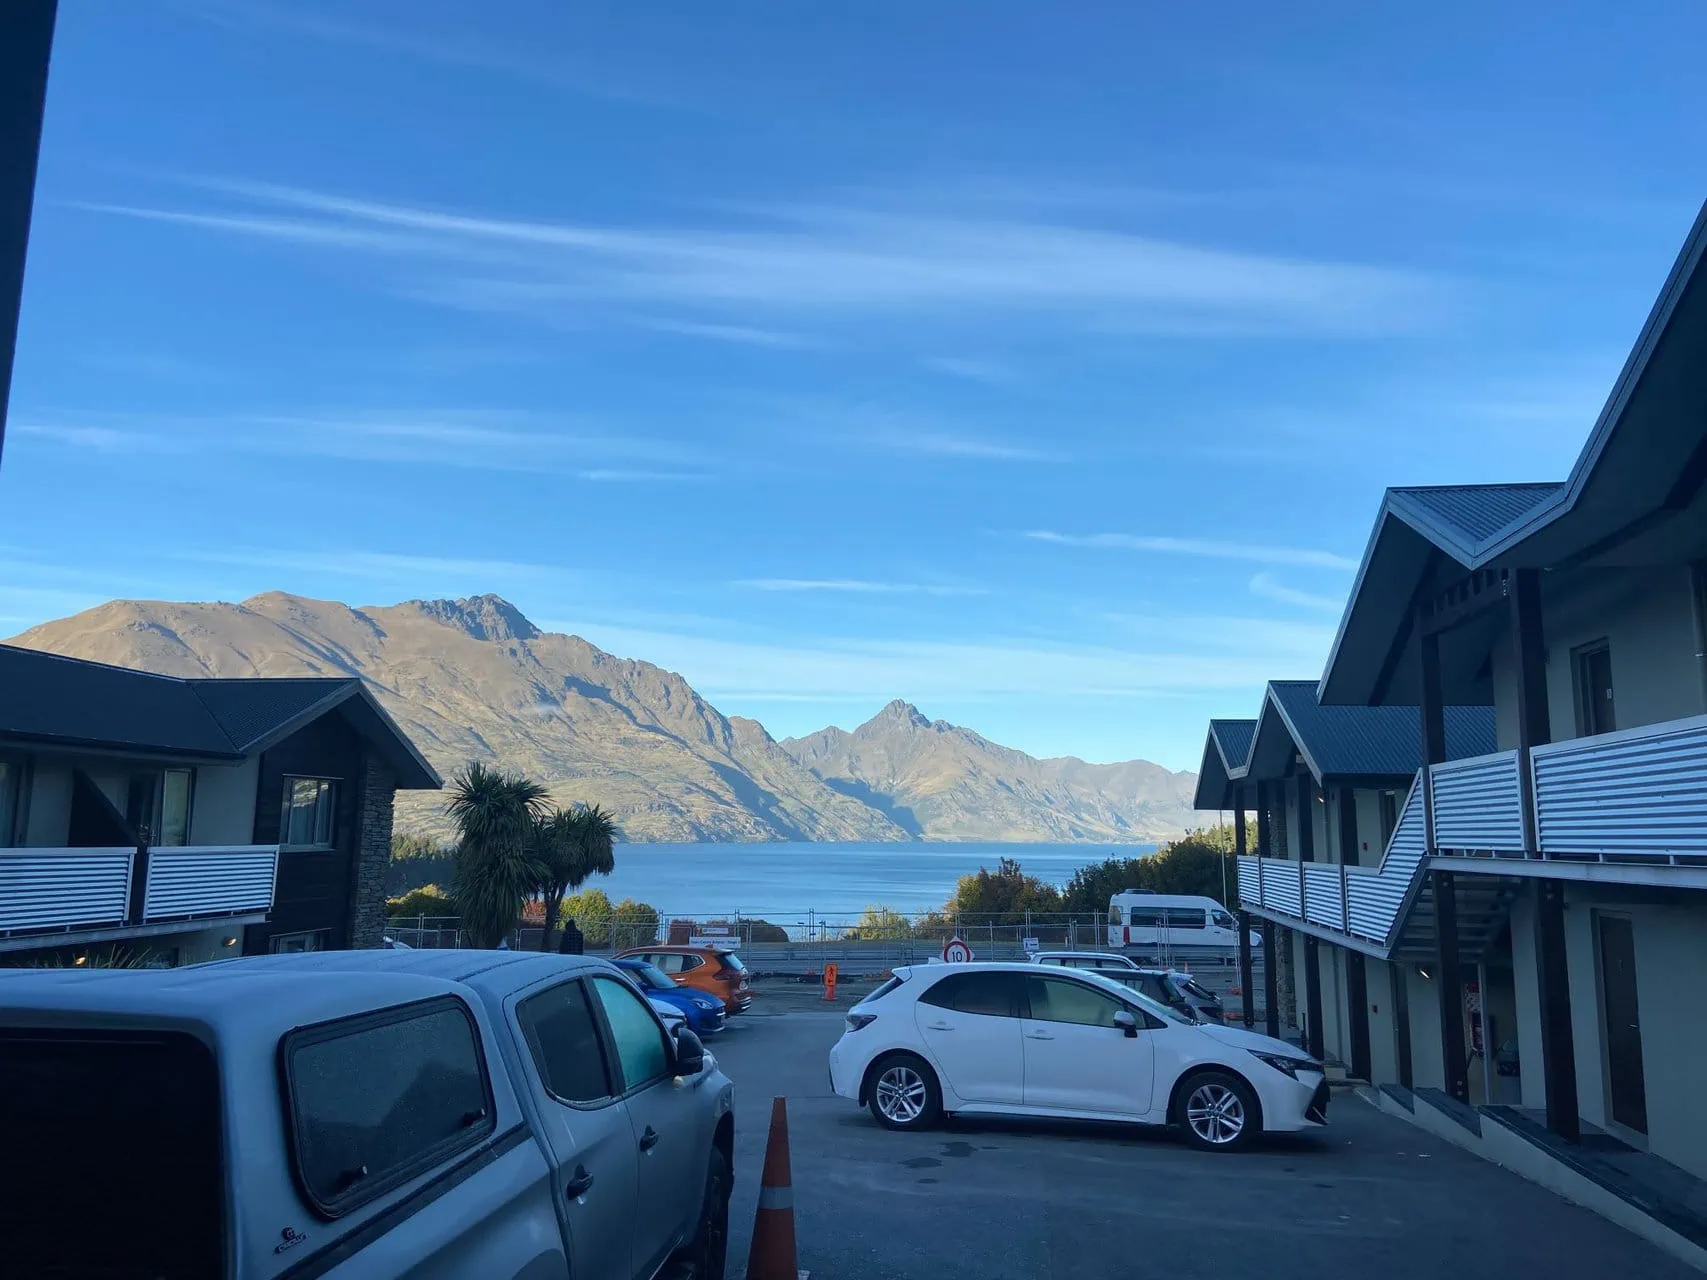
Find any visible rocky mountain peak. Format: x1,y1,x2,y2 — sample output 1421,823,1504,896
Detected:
410,594,541,643
865,698,932,732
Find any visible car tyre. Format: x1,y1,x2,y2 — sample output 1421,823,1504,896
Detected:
1176,1069,1259,1153
682,1146,730,1280
867,1053,942,1131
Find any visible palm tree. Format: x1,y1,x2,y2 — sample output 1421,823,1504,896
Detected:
447,762,550,948
534,803,618,952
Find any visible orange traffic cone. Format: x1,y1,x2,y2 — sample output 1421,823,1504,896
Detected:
746,1096,803,1280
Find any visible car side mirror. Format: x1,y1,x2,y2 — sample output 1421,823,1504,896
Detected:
1112,1010,1139,1038
673,1025,707,1076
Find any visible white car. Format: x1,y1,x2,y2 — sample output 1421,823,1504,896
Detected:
648,995,688,1031
827,961,1326,1151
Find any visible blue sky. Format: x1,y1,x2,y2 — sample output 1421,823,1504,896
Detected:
3,1,1704,771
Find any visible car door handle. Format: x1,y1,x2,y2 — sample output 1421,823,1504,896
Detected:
1025,1031,1055,1041
565,1165,595,1199
924,1022,955,1031
639,1125,661,1152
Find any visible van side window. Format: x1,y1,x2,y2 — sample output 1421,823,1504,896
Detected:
282,996,495,1218
1109,905,1125,926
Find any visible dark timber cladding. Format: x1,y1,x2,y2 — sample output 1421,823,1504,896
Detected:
247,712,367,954
0,1,56,473
1534,880,1581,1141
1337,785,1373,1080
1235,806,1255,1028
1417,623,1469,1103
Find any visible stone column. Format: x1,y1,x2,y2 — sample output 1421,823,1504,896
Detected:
348,753,397,948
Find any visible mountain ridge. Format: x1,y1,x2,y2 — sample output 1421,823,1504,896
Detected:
7,592,1198,843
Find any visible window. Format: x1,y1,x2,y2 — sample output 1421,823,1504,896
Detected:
283,777,337,846
1574,642,1616,737
918,971,1022,1017
1108,905,1125,926
589,976,671,1090
0,1029,223,1280
1125,907,1207,930
1211,910,1235,931
160,769,194,846
648,953,680,973
626,963,678,993
1026,976,1128,1028
270,930,330,954
283,997,494,1217
1378,791,1399,850
518,980,613,1105
0,757,22,844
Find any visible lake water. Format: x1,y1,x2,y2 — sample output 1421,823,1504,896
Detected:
587,841,1155,922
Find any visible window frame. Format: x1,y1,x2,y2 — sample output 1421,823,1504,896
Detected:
158,767,195,847
0,753,27,845
269,930,330,954
516,977,618,1110
1023,973,1131,1028
917,970,1024,1018
1572,640,1616,737
280,775,339,848
584,974,674,1096
278,994,497,1220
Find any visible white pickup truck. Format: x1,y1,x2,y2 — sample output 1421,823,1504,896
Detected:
0,950,736,1280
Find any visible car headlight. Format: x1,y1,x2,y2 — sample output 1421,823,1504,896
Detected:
1247,1049,1319,1079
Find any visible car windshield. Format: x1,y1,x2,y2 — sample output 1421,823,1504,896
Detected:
630,964,676,991
1176,976,1217,1001
1076,968,1196,1025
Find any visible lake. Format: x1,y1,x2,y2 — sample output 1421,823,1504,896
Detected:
586,841,1156,923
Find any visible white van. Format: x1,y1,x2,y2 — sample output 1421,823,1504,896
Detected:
1106,891,1258,950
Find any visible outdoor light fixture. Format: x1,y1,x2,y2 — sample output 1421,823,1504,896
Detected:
1418,966,1432,980
221,936,238,948
73,954,87,966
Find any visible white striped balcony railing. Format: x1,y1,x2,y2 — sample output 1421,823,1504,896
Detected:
0,844,279,938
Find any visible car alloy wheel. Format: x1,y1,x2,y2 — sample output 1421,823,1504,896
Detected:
1185,1080,1246,1146
875,1064,929,1125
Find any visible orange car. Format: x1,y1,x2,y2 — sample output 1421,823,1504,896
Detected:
614,944,754,1015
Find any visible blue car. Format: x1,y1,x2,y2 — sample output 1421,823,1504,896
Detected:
614,957,727,1034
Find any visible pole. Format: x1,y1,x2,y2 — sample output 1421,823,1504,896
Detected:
1477,961,1493,1105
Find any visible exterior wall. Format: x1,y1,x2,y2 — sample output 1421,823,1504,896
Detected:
1405,966,1446,1090
1366,957,1398,1083
20,758,72,845
245,713,366,955
188,756,261,844
1488,564,1703,750
1627,897,1707,1180
1318,943,1350,1065
1510,889,1548,1111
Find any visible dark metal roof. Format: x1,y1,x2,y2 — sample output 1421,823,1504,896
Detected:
0,645,239,758
1209,719,1255,772
1263,680,1496,780
0,644,440,787
1387,483,1564,548
1192,719,1257,810
187,678,349,751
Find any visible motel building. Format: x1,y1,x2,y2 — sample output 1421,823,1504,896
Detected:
1198,200,1707,1202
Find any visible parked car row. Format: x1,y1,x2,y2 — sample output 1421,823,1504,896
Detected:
828,960,1326,1152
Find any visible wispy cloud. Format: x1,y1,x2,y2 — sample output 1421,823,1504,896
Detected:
1025,530,1358,571
921,356,1019,385
865,428,1059,462
13,410,710,479
636,318,821,349
75,175,1444,336
167,546,563,582
733,578,986,597
183,0,675,105
1247,572,1346,612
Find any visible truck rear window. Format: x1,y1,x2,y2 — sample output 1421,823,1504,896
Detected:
282,995,496,1217
0,1028,223,1280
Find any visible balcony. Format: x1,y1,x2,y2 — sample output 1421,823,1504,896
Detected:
1236,712,1707,951
0,844,279,944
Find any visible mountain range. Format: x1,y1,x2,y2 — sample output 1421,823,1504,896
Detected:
7,592,1199,843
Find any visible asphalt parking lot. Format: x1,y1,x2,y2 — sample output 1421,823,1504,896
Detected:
712,991,1692,1280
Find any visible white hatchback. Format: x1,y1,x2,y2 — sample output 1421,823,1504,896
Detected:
827,961,1327,1151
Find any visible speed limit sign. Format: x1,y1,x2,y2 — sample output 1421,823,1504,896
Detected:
942,937,974,964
